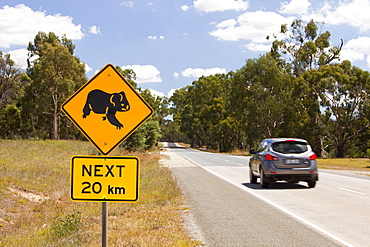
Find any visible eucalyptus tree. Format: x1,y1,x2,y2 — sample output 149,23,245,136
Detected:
171,74,235,151
115,66,137,88
231,54,297,146
120,88,164,151
114,67,163,150
269,19,344,155
269,19,342,76
22,32,86,139
171,86,199,146
191,74,232,151
302,61,370,157
0,52,28,139
0,51,25,106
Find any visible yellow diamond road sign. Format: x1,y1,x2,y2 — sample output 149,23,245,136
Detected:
62,64,154,155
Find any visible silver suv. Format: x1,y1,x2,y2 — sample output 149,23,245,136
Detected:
249,138,318,188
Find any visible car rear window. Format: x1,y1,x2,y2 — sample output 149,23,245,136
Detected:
271,141,308,154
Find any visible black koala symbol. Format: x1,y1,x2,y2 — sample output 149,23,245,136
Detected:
82,89,130,129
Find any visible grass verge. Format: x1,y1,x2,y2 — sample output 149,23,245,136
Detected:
317,158,370,174
0,139,200,246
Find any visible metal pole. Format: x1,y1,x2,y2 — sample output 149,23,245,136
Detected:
102,202,108,247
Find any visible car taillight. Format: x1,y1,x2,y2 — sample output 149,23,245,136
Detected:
307,154,317,160
265,154,279,161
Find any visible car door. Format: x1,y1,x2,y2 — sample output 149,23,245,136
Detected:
250,140,268,175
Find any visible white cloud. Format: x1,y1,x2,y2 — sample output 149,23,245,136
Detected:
167,88,179,98
193,0,249,12
84,63,93,73
121,64,162,83
323,0,370,32
88,25,101,35
210,11,293,43
180,67,227,78
121,1,134,7
298,2,328,23
148,89,165,98
173,72,180,78
0,4,84,48
149,88,178,98
148,35,164,40
181,5,190,11
366,56,370,69
216,19,237,29
6,48,28,69
341,37,370,63
245,43,271,52
278,0,311,15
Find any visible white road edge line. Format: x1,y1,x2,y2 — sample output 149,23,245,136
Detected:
337,187,365,195
181,154,354,247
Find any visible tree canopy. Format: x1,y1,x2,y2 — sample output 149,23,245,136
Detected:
170,19,370,157
1,20,370,157
21,32,86,139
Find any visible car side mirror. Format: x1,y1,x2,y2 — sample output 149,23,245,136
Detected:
250,149,256,154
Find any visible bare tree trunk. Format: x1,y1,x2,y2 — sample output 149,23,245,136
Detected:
52,94,59,140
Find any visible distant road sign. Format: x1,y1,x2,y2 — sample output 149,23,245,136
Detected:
61,64,154,155
70,156,140,202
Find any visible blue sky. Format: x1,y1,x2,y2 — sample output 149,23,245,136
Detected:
2,0,370,98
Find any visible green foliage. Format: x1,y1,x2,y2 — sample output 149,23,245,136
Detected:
0,105,22,139
170,20,370,157
171,73,239,152
270,19,342,75
49,212,82,238
302,61,370,157
160,120,187,143
21,32,87,140
115,65,137,88
120,120,161,151
115,67,165,151
0,51,25,106
1,21,370,157
234,54,297,140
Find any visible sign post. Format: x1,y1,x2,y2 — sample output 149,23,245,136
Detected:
102,202,108,247
61,64,153,246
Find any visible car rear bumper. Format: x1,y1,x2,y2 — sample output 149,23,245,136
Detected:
266,173,318,181
262,161,318,181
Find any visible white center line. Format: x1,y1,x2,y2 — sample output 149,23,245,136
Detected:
338,187,365,195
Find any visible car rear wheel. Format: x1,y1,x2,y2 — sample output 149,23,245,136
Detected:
307,180,316,188
249,165,258,184
260,168,269,188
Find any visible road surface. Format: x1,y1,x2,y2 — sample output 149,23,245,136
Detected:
161,142,370,247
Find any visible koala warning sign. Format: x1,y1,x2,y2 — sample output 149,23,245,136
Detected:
62,64,154,155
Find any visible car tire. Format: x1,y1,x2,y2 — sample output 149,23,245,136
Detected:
260,168,269,188
249,165,258,184
307,180,316,188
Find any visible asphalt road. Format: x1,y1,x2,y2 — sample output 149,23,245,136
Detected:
162,143,370,247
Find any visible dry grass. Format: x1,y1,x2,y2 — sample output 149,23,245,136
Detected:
0,140,200,247
317,158,370,173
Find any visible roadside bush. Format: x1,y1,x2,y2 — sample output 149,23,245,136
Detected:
49,211,82,238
